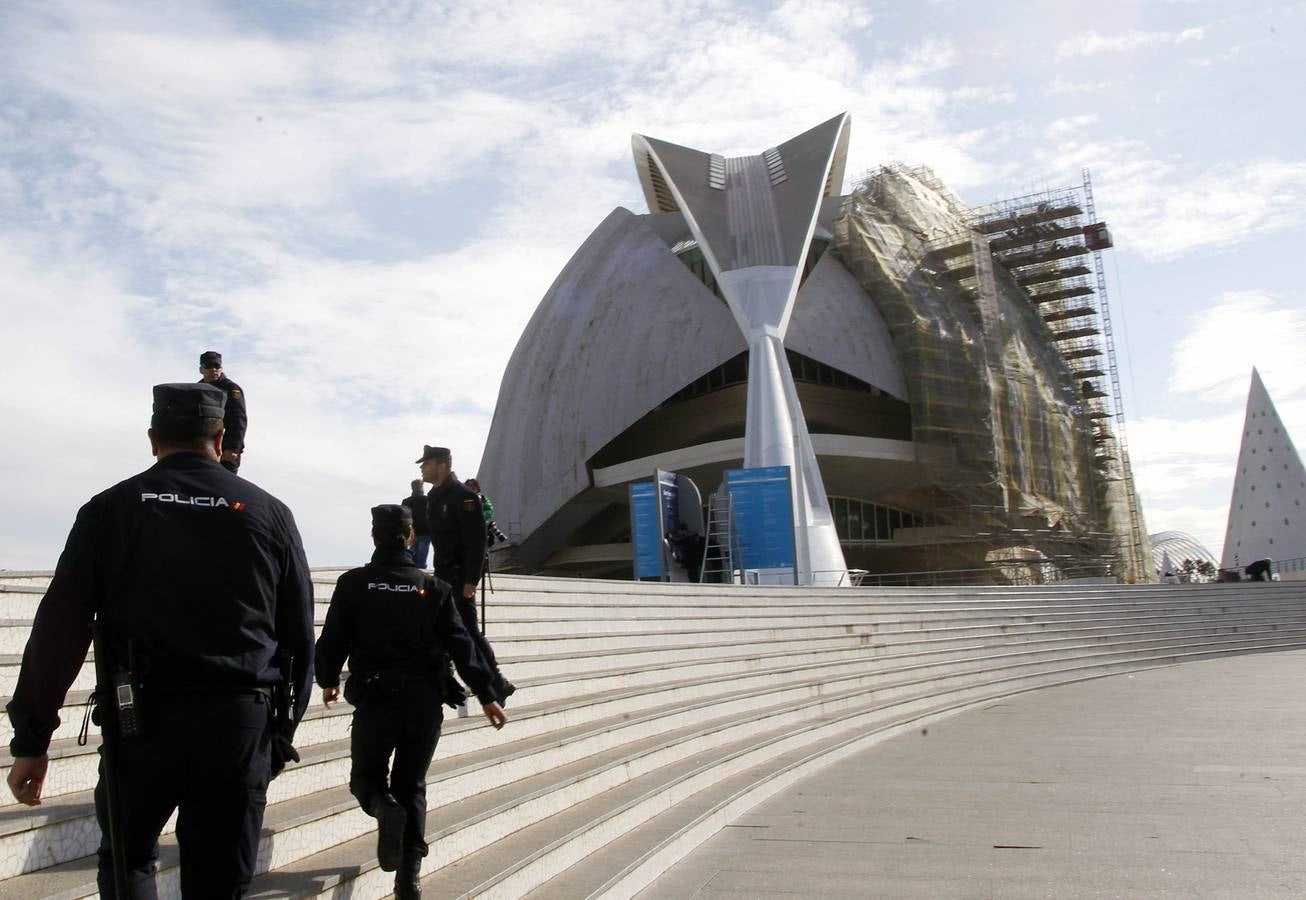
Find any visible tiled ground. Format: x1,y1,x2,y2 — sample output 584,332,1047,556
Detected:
641,650,1306,899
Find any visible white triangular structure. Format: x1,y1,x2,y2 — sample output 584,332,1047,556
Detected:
1159,549,1181,584
1220,368,1306,569
632,115,852,585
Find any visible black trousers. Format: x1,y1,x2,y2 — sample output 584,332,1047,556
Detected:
434,563,498,671
349,679,444,855
95,691,271,898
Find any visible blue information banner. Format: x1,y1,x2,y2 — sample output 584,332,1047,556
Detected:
629,481,664,579
725,466,796,571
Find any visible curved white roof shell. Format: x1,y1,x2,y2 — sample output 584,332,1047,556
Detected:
479,208,745,543
478,206,906,546
787,252,907,401
1149,531,1217,571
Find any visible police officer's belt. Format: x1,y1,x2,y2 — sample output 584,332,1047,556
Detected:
146,681,274,698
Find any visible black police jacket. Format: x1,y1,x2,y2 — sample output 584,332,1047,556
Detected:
197,374,247,453
425,473,486,585
401,493,430,536
6,452,316,757
314,550,497,703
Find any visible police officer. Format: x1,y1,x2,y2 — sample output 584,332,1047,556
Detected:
5,383,315,896
315,505,507,899
198,350,248,473
417,445,515,703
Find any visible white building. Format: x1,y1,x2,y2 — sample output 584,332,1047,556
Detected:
1221,369,1306,570
480,118,1143,582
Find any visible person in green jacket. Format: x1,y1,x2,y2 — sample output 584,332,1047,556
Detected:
465,478,507,546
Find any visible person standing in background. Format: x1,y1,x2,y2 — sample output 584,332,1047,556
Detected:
198,350,248,474
402,480,431,569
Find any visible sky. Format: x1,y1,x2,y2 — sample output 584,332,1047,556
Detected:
1,0,1303,570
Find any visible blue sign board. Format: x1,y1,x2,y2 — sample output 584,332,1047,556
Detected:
629,481,664,579
725,466,796,571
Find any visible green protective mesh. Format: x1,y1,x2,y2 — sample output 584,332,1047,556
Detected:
831,165,1124,573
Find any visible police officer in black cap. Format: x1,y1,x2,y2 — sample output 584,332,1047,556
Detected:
198,350,248,474
315,504,507,898
5,382,315,896
417,445,515,703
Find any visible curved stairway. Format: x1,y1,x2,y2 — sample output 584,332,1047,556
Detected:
0,570,1302,898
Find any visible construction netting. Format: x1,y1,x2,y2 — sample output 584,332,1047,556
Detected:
831,164,1134,576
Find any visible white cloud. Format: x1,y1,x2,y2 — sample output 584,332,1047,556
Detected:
0,236,184,564
1144,502,1229,560
2,0,1299,579
1032,134,1306,259
8,34,552,242
2,0,1000,568
1056,26,1207,59
1131,410,1283,559
0,227,554,568
1130,160,1306,259
1045,113,1099,139
1167,292,1306,401
1128,293,1306,560
948,85,1018,105
1045,76,1110,96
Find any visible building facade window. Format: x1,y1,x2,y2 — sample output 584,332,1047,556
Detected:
661,350,880,408
674,237,829,303
675,245,725,301
829,496,925,543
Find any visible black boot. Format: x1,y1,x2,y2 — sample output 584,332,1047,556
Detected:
369,793,406,873
395,851,423,899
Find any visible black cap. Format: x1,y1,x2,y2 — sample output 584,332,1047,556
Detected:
153,383,227,420
415,445,451,465
199,350,223,368
371,504,413,532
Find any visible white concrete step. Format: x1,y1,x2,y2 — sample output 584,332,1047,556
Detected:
6,607,1306,788
7,567,1304,604
418,640,1306,899
5,625,1303,886
6,576,1304,618
0,632,884,802
0,574,1301,896
6,597,1305,746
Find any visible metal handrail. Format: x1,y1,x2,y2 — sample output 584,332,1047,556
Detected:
1270,556,1306,574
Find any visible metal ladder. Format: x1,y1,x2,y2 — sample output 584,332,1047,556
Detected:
1082,166,1147,581
700,490,740,584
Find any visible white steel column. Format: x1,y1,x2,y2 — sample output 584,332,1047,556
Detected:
724,270,846,586
631,114,853,585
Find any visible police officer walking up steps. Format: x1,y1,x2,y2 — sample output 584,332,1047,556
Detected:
5,383,315,897
417,445,516,704
198,350,248,474
315,505,507,899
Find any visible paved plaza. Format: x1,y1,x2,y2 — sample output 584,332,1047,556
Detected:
641,650,1306,899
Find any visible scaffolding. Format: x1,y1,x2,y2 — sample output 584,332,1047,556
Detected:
966,172,1149,580
831,163,1150,582
1081,170,1148,581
